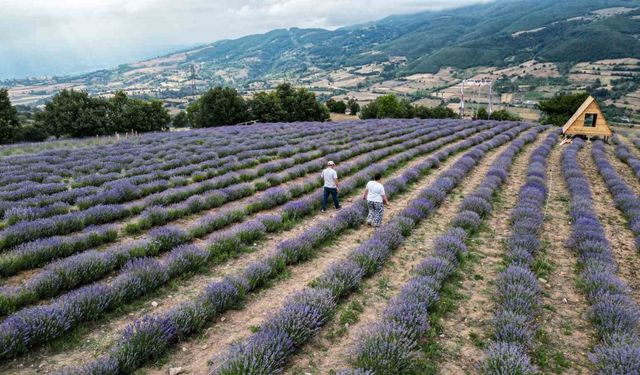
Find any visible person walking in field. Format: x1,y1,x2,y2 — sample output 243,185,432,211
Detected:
321,161,340,212
363,173,389,227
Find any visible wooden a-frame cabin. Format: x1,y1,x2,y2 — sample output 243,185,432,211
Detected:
562,96,612,139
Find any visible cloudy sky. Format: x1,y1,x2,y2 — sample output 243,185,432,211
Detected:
0,0,490,79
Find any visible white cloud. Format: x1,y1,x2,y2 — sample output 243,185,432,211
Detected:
0,0,491,78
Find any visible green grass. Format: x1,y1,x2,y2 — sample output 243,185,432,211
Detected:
325,300,366,342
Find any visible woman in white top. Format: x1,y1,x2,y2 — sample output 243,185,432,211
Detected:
362,173,389,227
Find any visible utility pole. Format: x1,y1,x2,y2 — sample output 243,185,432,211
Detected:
488,81,493,118
459,79,493,119
459,80,465,118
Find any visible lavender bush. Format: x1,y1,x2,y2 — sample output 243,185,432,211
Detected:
562,138,640,373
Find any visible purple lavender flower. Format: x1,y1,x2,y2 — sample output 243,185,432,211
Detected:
481,342,537,375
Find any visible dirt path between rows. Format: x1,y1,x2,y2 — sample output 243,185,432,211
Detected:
432,131,551,374
284,134,522,374
579,143,640,305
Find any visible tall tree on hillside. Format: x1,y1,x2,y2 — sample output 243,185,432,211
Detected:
275,83,329,122
36,89,110,137
247,83,329,123
121,97,171,133
37,89,170,137
347,99,360,116
326,99,347,114
187,87,249,127
360,94,413,119
0,89,21,143
172,111,190,128
248,92,287,123
537,92,590,126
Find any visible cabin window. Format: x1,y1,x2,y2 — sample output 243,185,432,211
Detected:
584,113,597,127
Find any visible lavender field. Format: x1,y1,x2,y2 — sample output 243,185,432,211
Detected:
0,119,639,375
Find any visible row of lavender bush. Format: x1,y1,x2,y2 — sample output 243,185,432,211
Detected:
0,122,381,220
210,124,535,374
0,121,506,356
0,123,432,276
0,124,305,204
1,121,393,223
123,121,442,232
613,135,640,181
592,140,640,251
0,121,334,188
339,127,547,375
562,139,640,373
51,122,528,374
480,130,560,374
71,121,418,210
2,121,414,200
0,122,433,249
0,122,477,315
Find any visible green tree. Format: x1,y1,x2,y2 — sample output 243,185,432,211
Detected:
347,99,360,115
537,92,589,126
475,107,489,120
187,87,249,127
248,92,287,123
490,109,520,121
247,83,329,123
121,97,171,133
326,99,347,114
414,105,459,119
36,89,111,137
0,89,21,143
360,95,413,119
36,89,169,138
172,111,190,128
275,83,329,122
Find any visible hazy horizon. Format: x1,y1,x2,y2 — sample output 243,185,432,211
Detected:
0,0,491,80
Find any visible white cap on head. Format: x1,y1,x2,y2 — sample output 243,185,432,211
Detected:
327,161,335,166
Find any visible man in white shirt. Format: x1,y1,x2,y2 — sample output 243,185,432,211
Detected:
321,161,340,211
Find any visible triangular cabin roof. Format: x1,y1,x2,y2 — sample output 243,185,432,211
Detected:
562,96,612,137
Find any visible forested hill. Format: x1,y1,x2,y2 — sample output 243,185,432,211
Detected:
177,0,640,78
5,0,640,89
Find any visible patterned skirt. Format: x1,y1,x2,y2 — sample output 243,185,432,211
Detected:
367,201,384,227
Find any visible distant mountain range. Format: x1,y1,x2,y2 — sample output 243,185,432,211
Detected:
4,0,640,118
173,0,640,79
5,0,639,85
